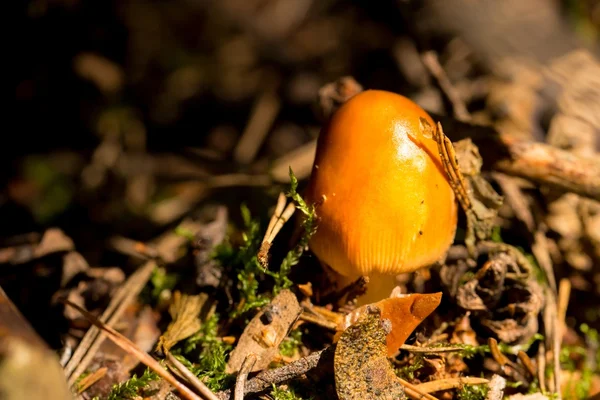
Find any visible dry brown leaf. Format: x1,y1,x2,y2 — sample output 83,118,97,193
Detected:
156,291,208,354
339,292,442,356
225,289,302,373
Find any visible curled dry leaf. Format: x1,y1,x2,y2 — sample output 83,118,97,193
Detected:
334,305,406,400
338,292,442,356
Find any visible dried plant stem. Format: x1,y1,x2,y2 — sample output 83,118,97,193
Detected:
258,192,296,268
234,76,281,165
217,346,334,399
65,260,157,386
299,312,338,331
234,354,258,400
62,300,203,400
398,377,439,400
415,377,489,393
166,352,220,400
75,367,107,394
421,50,471,122
557,278,571,341
400,344,468,353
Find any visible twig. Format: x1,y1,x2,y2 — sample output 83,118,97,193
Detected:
62,300,203,400
166,352,220,400
398,377,439,400
400,344,468,353
298,312,338,331
421,50,471,122
65,260,157,385
217,346,334,399
537,341,547,393
258,192,296,268
415,377,489,394
234,354,258,400
420,55,600,201
543,288,562,399
270,140,317,183
557,278,571,341
75,367,107,394
234,75,281,164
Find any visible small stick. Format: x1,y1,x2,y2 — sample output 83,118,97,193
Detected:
65,260,157,385
415,377,489,393
537,341,547,393
217,346,334,399
234,354,258,400
421,50,471,122
234,76,281,165
517,351,537,378
62,300,203,400
298,312,338,331
258,193,296,268
166,352,220,400
398,377,439,400
75,367,107,394
400,344,469,353
557,278,571,341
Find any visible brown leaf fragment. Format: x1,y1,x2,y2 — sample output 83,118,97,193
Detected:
156,291,208,354
339,292,442,357
225,289,302,374
334,305,406,400
34,228,75,258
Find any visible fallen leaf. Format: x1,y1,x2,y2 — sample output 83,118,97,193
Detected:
225,289,302,373
334,304,406,400
339,292,442,356
156,291,208,354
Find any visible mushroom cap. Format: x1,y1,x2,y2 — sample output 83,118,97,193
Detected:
304,89,457,278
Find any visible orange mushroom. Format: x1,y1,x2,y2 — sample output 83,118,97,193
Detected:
303,89,458,305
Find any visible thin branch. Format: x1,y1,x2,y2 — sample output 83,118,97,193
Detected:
62,300,203,400
234,354,258,400
166,352,220,400
65,260,157,385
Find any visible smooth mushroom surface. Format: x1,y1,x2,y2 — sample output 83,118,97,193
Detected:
303,89,458,304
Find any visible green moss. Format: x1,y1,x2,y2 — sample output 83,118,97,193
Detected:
102,368,159,400
456,383,489,400
279,328,303,357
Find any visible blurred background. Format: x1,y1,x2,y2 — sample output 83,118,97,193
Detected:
6,0,600,348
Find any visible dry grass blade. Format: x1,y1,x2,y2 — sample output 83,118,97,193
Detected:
258,192,296,268
65,260,157,385
270,140,318,183
75,367,107,394
234,76,281,165
61,299,203,400
234,353,258,400
398,377,439,400
415,377,489,393
166,352,220,400
421,50,471,122
400,344,467,353
557,278,571,341
299,311,338,331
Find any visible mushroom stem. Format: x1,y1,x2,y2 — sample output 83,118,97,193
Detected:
334,271,403,307
355,272,404,306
